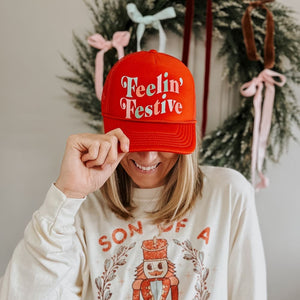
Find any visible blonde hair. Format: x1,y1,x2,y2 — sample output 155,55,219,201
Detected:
100,150,203,225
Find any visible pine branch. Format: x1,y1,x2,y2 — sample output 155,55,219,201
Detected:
59,0,300,178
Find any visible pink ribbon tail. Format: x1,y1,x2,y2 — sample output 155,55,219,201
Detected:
88,31,130,101
240,69,286,191
94,50,107,101
256,172,269,191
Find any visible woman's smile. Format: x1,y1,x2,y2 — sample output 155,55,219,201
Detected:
132,160,160,172
121,151,179,188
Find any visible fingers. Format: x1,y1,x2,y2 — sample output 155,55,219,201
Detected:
108,128,130,153
81,143,100,162
81,129,129,168
85,138,117,168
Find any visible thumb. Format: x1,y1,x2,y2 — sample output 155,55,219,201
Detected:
110,151,127,170
97,151,127,184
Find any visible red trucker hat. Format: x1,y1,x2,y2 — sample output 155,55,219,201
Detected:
101,50,196,154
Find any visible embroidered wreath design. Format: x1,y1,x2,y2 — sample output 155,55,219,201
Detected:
60,0,300,180
173,239,210,300
95,242,136,300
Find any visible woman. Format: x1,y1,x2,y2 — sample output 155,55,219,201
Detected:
0,50,266,299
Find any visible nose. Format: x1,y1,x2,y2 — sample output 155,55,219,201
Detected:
136,152,158,163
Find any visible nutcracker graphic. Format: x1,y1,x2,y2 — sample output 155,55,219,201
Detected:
132,237,179,300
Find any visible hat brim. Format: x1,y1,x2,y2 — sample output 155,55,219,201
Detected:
103,116,196,154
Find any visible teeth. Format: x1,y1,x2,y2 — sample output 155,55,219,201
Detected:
134,161,158,171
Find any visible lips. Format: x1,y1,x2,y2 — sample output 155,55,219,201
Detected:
133,160,160,171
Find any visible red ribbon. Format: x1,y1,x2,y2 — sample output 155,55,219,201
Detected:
201,0,213,138
182,0,195,66
181,0,213,138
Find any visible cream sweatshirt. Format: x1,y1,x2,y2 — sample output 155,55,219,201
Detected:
0,166,267,300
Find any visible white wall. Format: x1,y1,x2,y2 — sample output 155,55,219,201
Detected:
0,1,299,299
0,0,92,274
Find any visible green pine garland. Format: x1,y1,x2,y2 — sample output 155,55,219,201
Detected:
60,0,300,180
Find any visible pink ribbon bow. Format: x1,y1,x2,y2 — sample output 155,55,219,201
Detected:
88,31,130,101
240,69,286,190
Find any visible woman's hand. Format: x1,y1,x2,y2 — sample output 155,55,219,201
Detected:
55,128,129,198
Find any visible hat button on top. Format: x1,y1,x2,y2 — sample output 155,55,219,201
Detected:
149,49,157,53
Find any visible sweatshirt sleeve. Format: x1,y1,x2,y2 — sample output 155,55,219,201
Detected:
0,184,87,300
228,184,267,300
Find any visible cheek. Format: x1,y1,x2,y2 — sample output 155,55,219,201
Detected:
163,153,179,160
120,155,134,173
163,154,179,171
